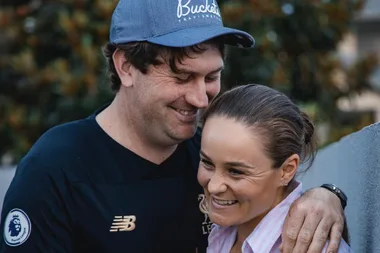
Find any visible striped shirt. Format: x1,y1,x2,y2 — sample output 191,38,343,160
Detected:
207,181,352,253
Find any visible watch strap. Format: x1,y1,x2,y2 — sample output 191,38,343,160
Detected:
321,184,347,209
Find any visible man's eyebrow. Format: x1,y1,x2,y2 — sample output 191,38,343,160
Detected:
208,66,224,74
175,66,224,75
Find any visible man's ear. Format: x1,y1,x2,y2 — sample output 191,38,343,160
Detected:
280,154,299,186
113,48,133,88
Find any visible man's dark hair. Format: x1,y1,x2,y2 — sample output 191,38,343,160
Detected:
102,38,225,91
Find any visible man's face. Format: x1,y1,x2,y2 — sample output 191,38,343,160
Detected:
126,44,224,145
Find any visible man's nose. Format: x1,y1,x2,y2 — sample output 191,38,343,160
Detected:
186,80,209,109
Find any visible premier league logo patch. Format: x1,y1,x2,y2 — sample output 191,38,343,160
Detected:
3,208,31,247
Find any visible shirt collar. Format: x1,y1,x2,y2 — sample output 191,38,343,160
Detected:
243,181,303,252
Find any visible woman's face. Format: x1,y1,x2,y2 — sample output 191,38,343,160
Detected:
197,116,284,228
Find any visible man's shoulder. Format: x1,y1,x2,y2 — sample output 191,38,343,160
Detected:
0,119,89,250
34,118,93,149
17,118,96,177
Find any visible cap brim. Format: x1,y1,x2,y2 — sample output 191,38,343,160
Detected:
146,25,255,48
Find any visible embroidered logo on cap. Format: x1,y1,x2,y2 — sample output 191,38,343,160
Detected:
177,0,221,22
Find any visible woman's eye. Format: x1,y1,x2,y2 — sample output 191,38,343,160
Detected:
228,168,243,176
200,159,213,169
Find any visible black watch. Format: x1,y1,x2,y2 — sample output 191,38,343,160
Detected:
321,184,347,209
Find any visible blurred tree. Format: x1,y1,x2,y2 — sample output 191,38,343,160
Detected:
218,0,378,144
0,0,117,163
0,0,378,164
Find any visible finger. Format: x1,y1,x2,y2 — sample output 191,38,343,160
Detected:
292,211,323,253
281,204,306,253
307,218,331,253
325,222,343,253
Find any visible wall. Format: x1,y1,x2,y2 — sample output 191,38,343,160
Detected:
298,122,380,253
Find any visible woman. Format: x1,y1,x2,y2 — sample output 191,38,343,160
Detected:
197,84,351,253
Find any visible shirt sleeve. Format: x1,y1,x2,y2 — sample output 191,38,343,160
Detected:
322,239,353,253
0,155,73,252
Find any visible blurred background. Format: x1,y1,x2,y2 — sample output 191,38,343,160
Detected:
0,0,380,251
0,0,379,165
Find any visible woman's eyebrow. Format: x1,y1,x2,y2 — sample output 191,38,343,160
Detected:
200,150,256,169
200,150,211,160
224,161,255,169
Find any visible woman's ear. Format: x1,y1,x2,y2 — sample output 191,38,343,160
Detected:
113,48,133,88
280,154,299,186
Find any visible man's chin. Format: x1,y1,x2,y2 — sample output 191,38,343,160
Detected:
169,127,197,142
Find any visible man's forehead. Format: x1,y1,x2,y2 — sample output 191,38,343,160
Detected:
175,48,224,73
152,43,225,74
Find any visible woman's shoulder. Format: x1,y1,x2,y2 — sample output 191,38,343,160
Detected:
208,224,237,246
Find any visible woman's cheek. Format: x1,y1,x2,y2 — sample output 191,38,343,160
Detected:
197,165,211,188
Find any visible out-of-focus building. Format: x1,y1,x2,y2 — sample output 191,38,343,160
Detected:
337,0,380,121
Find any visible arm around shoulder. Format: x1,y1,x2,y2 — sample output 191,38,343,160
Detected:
0,155,73,252
281,185,347,253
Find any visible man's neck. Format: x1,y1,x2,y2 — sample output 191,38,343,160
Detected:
95,97,177,165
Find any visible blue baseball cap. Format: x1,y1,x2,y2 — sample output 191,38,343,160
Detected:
110,0,255,48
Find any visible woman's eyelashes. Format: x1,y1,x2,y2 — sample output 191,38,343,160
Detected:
200,158,213,169
227,168,244,176
201,158,245,177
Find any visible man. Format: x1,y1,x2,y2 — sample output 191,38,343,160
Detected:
1,0,347,252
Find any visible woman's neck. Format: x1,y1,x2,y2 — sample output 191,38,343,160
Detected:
235,212,268,248
233,185,292,250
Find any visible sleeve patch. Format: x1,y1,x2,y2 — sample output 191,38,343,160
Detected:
3,208,32,247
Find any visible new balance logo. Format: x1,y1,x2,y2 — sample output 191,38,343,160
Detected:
109,215,136,232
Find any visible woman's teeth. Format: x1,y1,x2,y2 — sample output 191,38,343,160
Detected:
214,198,238,206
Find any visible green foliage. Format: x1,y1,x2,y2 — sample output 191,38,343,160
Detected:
0,0,117,163
0,0,378,164
219,0,378,143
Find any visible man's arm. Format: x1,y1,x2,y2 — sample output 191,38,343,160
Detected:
0,156,73,252
280,186,346,253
